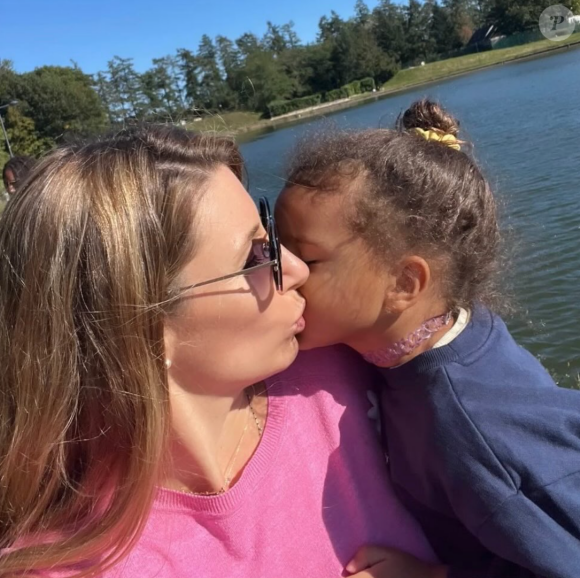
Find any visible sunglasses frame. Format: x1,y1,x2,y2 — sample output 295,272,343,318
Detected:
259,196,283,292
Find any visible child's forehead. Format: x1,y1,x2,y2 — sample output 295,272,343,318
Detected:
278,187,346,221
276,186,357,246
278,183,355,212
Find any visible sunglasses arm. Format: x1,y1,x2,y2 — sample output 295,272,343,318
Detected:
176,259,278,295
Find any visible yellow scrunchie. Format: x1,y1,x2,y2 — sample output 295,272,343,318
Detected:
412,127,461,151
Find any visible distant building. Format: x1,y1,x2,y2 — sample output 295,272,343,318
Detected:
466,24,504,49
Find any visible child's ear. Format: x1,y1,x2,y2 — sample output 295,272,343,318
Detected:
385,256,431,313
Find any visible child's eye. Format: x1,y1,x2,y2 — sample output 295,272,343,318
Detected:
244,241,272,269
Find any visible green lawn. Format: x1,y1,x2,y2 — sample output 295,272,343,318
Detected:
381,32,580,92
186,111,262,134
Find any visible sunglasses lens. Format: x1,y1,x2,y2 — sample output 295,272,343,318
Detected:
259,197,283,292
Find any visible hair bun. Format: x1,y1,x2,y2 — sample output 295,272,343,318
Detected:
399,98,460,137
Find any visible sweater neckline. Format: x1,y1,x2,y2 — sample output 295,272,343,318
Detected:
155,380,286,515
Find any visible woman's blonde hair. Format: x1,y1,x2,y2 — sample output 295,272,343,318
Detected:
0,125,243,576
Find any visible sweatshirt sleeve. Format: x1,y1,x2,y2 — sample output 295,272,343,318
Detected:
448,472,580,578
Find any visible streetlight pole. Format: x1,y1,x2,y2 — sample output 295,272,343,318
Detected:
0,101,18,159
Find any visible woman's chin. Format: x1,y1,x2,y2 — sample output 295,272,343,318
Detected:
273,337,301,372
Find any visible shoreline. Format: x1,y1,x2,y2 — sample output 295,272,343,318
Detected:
193,34,580,140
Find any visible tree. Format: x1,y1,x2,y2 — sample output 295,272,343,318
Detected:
216,36,241,108
443,0,475,45
0,59,14,72
355,0,372,25
263,22,288,55
177,48,201,111
318,11,346,42
216,35,241,77
18,66,107,140
240,49,294,113
300,42,336,93
141,56,185,120
485,0,579,34
231,31,296,112
196,35,235,110
1,63,105,156
401,0,434,64
331,23,398,86
93,71,115,124
281,22,301,48
0,60,21,111
430,1,462,54
106,57,146,123
236,32,261,58
373,1,408,63
467,0,492,28
276,46,309,98
4,106,52,156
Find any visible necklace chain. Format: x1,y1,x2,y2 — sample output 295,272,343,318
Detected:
179,388,263,496
247,390,263,436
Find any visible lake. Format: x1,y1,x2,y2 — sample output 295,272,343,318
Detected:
240,47,580,388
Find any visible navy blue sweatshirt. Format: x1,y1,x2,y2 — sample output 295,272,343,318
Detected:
378,306,580,578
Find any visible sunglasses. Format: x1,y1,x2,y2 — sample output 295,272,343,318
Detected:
176,196,283,296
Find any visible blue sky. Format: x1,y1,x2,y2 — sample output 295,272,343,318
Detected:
4,0,381,75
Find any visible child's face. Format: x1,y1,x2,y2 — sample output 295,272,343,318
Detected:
276,186,394,352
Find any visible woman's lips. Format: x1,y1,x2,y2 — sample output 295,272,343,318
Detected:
293,316,306,333
292,299,306,333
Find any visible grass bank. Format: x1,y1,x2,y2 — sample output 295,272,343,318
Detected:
380,31,580,92
188,31,580,137
189,111,263,133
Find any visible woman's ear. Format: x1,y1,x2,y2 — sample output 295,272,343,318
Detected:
384,256,431,313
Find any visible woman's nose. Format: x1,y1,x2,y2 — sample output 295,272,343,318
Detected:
280,244,309,292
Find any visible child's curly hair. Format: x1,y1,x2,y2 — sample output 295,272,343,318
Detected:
284,98,505,312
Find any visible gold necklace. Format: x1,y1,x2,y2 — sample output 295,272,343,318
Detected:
246,390,263,436
179,389,263,496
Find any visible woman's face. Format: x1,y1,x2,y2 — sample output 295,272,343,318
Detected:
164,166,309,395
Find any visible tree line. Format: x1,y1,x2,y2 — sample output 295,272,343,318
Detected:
1,0,578,162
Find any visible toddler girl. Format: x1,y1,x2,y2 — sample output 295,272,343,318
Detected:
275,99,580,578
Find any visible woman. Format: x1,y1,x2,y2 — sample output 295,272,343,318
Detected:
0,126,434,577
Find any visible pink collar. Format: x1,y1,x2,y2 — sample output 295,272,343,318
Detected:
363,312,452,367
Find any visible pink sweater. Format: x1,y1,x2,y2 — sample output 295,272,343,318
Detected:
101,346,435,577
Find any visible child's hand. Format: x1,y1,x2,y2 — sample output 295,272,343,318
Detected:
345,546,448,578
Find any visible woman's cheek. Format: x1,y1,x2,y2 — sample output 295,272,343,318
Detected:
246,272,276,303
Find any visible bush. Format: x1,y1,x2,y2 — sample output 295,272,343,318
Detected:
324,87,350,102
360,77,376,92
343,80,362,96
267,93,322,118
267,76,379,118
